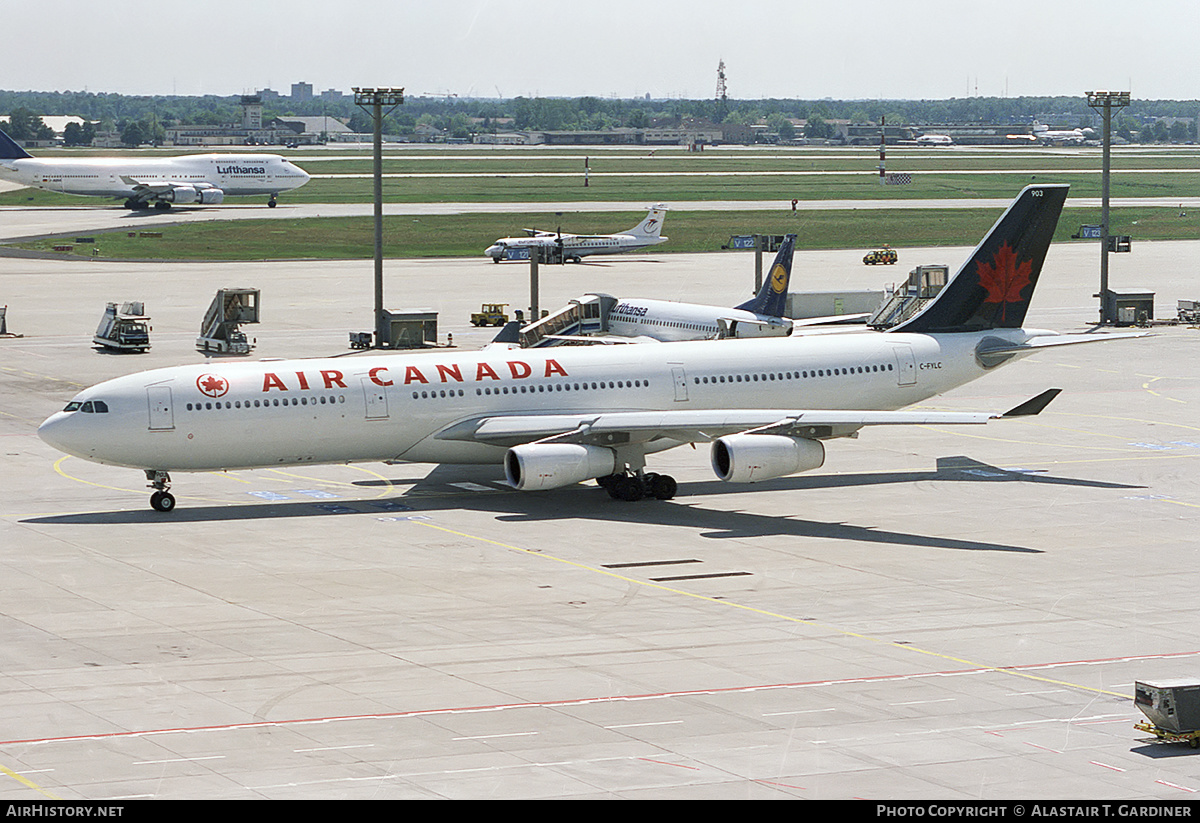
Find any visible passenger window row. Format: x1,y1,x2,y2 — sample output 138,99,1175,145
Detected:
186,395,346,411
695,363,894,385
412,379,652,400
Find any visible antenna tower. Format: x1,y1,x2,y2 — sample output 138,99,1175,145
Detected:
715,60,728,120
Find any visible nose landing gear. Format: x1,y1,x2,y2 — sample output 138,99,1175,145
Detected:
146,470,176,512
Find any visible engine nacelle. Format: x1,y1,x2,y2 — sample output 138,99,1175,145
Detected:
196,187,225,205
504,443,618,491
710,434,825,483
159,185,198,204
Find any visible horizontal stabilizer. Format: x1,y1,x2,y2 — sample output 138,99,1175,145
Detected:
975,330,1148,367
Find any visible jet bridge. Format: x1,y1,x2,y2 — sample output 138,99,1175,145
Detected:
197,288,259,355
520,293,616,347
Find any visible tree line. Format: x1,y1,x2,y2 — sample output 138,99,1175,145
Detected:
2,89,1197,144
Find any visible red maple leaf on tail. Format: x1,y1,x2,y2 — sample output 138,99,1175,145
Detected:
976,242,1033,321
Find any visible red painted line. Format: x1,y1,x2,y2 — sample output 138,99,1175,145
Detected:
1155,780,1197,793
3,649,1198,749
638,758,699,771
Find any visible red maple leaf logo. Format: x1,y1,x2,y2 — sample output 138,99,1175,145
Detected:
976,242,1033,320
196,374,229,398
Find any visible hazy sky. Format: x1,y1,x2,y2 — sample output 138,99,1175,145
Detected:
3,1,1196,101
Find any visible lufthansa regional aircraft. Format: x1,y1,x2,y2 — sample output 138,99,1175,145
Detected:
485,205,667,263
0,129,310,209
39,185,1142,512
565,234,811,343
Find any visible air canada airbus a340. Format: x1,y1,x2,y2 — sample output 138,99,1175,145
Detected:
39,185,1142,512
0,129,310,209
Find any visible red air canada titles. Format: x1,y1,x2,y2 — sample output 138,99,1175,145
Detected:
258,359,569,392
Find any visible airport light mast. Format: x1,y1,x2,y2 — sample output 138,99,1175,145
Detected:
353,87,405,346
1086,90,1130,324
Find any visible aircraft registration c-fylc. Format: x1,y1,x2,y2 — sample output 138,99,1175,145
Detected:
38,185,1143,512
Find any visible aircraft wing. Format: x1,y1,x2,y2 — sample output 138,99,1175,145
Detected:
435,390,1061,449
540,334,655,345
121,176,177,196
792,313,871,326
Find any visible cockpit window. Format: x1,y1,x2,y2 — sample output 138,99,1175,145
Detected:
80,401,94,413
67,400,108,413
92,400,109,413
63,401,82,412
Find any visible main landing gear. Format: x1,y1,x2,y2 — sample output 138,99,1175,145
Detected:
595,471,677,501
146,470,176,512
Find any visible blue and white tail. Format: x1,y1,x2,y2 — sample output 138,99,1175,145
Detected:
626,204,668,239
735,234,795,318
0,129,33,161
889,185,1068,334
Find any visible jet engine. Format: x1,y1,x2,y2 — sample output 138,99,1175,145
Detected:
159,185,224,205
710,434,824,483
504,443,618,491
161,185,199,204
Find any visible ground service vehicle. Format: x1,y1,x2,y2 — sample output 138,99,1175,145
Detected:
863,248,898,265
471,304,510,327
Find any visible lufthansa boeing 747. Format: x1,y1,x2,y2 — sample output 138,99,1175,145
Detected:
0,128,310,209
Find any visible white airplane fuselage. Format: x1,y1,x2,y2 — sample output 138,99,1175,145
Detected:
38,328,1035,474
485,232,666,261
0,153,310,201
605,298,790,341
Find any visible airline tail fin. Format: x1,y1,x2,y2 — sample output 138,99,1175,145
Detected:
735,233,796,318
0,129,33,160
888,184,1068,334
626,204,668,239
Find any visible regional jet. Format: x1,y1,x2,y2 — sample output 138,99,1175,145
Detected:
0,128,310,209
485,205,667,263
40,185,1143,512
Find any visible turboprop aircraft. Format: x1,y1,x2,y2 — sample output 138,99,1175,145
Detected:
484,205,667,263
0,128,310,209
39,184,1143,512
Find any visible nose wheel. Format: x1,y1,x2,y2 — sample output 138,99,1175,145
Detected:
146,470,176,512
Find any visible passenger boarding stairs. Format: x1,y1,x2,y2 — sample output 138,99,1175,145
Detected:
867,265,948,329
197,288,260,355
520,293,616,347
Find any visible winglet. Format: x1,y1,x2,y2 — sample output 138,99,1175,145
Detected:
735,234,796,318
489,321,522,345
1001,388,1061,418
0,128,33,160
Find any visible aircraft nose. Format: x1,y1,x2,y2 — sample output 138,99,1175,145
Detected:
38,411,87,459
